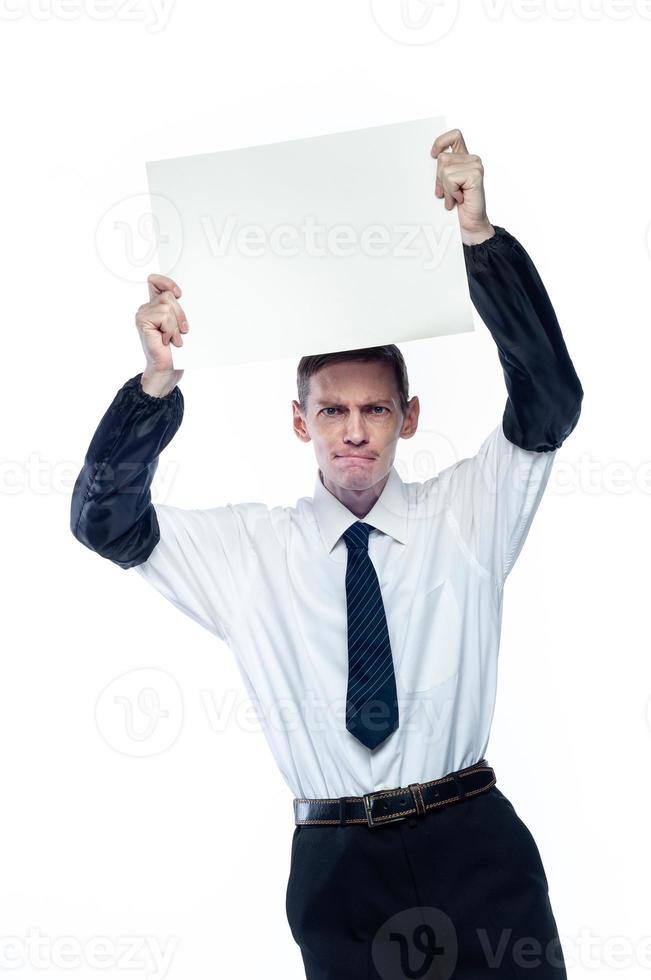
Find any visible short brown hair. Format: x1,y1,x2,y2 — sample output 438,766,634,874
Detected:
296,345,410,416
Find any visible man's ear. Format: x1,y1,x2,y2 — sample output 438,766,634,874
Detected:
292,399,311,443
401,395,420,439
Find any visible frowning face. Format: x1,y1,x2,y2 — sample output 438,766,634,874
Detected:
292,359,419,511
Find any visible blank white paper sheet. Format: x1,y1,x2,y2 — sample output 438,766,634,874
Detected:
145,114,475,368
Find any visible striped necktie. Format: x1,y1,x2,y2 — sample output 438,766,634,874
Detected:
342,521,399,750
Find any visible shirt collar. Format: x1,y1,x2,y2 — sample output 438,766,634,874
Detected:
312,464,408,554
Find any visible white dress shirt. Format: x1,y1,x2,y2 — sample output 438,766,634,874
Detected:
131,422,555,799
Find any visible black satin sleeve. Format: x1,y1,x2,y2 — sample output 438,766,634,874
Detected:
463,225,583,452
70,373,183,569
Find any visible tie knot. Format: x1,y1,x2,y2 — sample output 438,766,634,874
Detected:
342,521,373,551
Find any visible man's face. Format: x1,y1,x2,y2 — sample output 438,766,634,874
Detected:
291,359,419,491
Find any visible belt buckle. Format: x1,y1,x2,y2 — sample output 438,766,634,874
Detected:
362,787,412,828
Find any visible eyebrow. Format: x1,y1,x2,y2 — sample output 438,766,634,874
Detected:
314,400,393,409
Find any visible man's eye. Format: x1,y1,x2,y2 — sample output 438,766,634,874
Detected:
321,406,388,416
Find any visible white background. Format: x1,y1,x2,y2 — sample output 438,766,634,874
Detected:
2,1,651,978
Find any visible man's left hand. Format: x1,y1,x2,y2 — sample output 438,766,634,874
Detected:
431,128,495,246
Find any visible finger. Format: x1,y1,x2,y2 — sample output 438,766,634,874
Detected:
139,300,188,339
437,158,482,208
160,289,189,332
435,158,461,209
434,152,474,201
448,161,484,206
440,171,464,210
147,273,182,304
158,308,183,346
430,128,469,159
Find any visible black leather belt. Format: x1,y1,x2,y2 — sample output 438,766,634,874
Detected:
293,759,496,828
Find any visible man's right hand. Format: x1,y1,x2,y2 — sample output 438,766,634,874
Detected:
136,273,189,396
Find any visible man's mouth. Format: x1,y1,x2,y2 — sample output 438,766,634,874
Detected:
336,454,374,460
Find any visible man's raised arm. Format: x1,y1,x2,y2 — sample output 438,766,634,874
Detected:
430,127,583,585
463,225,583,451
70,273,188,569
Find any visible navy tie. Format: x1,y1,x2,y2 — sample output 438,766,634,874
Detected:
342,521,399,750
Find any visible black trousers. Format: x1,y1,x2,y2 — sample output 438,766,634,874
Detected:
285,783,567,979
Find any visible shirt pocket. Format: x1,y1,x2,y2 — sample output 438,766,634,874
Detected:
398,577,461,693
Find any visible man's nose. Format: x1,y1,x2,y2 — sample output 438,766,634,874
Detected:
343,412,369,441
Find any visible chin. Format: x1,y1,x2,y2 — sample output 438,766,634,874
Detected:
328,459,380,486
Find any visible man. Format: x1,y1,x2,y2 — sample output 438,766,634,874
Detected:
70,128,583,978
